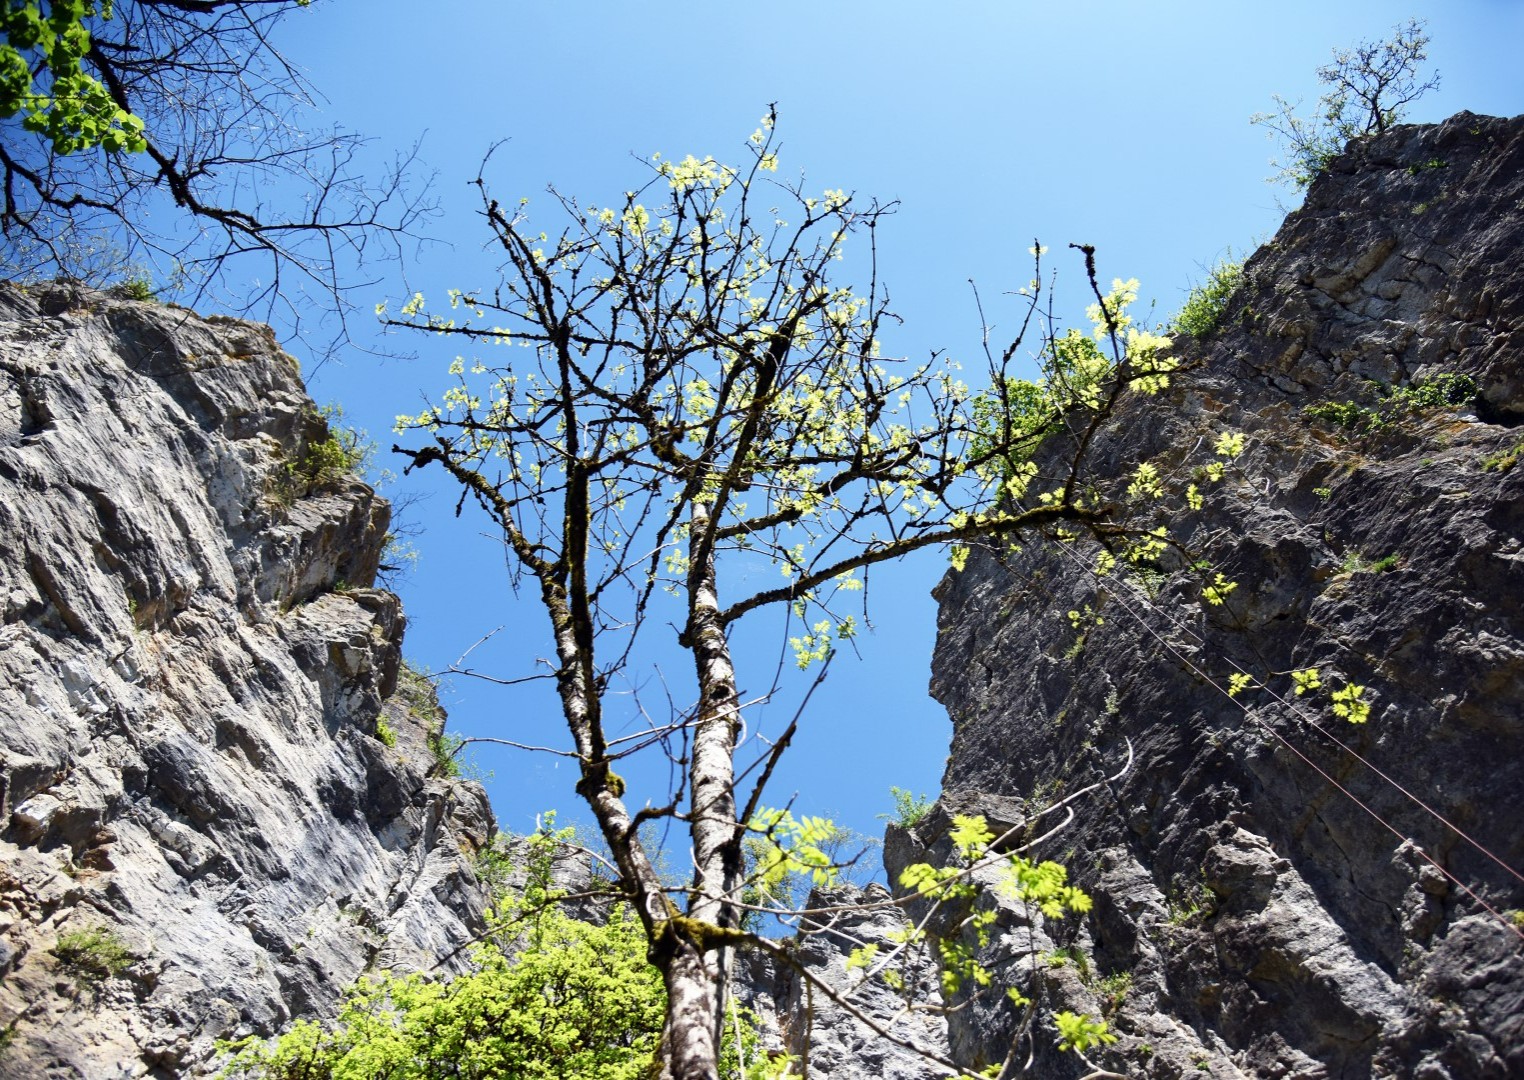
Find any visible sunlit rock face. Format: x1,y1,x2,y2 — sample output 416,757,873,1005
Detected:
0,283,494,1078
892,111,1524,1079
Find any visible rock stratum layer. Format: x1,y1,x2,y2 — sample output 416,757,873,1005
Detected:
896,112,1524,1078
0,284,494,1078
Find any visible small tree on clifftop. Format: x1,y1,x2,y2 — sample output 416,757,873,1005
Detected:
389,112,1179,1078
1253,18,1441,189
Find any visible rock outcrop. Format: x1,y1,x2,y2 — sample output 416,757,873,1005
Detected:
901,112,1524,1077
739,884,953,1080
0,284,494,1078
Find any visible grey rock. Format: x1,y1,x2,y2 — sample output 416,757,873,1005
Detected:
0,284,494,1078
907,112,1524,1078
739,884,952,1080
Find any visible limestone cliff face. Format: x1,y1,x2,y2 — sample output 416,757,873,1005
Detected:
0,284,494,1078
892,112,1524,1079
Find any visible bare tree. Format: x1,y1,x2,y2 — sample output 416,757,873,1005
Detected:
1253,18,1441,189
389,113,1177,1079
1,0,433,350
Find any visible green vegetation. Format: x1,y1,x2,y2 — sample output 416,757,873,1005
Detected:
112,274,156,302
1330,683,1372,724
469,832,517,899
395,661,437,720
886,813,1110,1056
1340,551,1400,575
4,0,411,338
1253,19,1440,189
51,926,133,987
1305,373,1477,437
1,1,147,154
372,718,396,748
739,813,878,935
1390,373,1479,411
968,275,1177,496
268,405,371,510
222,911,663,1079
221,817,767,1080
393,662,466,778
1481,442,1523,474
265,404,419,584
886,786,933,828
1305,399,1378,430
1095,971,1133,1016
427,729,466,778
1164,883,1212,927
1169,255,1244,339
1053,1011,1118,1054
293,406,370,489
1042,945,1091,980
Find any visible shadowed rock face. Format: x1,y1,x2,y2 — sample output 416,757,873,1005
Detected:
0,284,494,1078
894,111,1524,1079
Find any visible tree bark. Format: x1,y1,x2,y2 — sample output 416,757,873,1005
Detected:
665,499,746,1076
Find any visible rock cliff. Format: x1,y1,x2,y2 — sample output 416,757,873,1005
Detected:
894,112,1524,1077
0,283,494,1078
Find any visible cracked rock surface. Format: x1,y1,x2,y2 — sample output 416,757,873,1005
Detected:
0,284,494,1078
898,112,1524,1078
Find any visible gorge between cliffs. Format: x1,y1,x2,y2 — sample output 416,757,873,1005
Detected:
2,112,1522,1079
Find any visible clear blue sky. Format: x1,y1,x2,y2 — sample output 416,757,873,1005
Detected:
256,2,1520,854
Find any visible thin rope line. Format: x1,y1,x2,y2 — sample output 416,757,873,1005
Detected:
1044,531,1524,887
1029,533,1524,944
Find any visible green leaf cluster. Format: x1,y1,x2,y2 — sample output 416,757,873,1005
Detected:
1,1,146,154
748,808,842,900
51,926,133,987
970,278,1177,489
219,904,665,1080
887,814,1109,1055
1305,372,1477,437
1330,683,1370,724
279,405,372,502
1052,1010,1118,1054
1481,441,1524,474
885,785,932,828
219,817,693,1080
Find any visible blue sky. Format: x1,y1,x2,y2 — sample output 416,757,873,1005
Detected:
258,3,1521,855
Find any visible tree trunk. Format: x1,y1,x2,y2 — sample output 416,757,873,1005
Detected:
658,938,725,1080
667,500,745,1076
